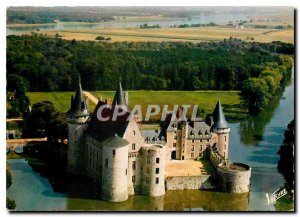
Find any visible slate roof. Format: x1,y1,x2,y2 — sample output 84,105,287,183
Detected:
212,99,229,129
67,75,90,117
86,100,131,141
102,134,129,147
112,82,128,107
187,121,211,139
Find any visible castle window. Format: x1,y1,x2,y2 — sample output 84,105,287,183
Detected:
191,153,194,158
132,143,136,150
147,156,150,164
156,168,159,174
207,139,209,142
192,139,194,143
191,145,194,152
147,167,150,174
126,169,127,175
200,139,202,143
174,136,177,140
225,136,227,142
132,161,136,170
133,130,136,135
199,145,202,152
224,144,226,149
173,143,176,147
141,166,143,171
146,177,150,183
113,149,115,156
132,176,136,183
155,178,159,184
156,158,159,164
105,159,108,168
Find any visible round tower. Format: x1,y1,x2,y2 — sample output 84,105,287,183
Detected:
140,145,166,197
66,76,90,175
211,100,230,160
101,134,129,202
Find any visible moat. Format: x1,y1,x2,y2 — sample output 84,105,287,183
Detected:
6,68,294,211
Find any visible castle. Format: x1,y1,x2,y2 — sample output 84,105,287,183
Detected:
66,78,251,202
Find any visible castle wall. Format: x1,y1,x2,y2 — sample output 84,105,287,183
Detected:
165,175,214,190
166,130,176,160
85,135,102,180
123,119,144,152
67,116,89,175
123,119,144,195
101,142,129,202
216,163,251,193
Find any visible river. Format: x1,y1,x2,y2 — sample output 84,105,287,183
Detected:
6,68,294,211
6,13,250,36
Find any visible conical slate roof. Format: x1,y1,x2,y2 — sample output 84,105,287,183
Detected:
67,75,90,117
212,99,228,129
112,81,127,107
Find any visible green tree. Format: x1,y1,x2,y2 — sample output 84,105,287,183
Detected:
6,163,12,189
277,119,295,191
6,197,16,210
95,36,105,40
23,101,67,141
241,78,269,115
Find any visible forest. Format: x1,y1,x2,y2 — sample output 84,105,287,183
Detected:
7,34,293,91
7,34,293,116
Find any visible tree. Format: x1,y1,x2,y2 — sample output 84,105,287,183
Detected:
277,119,294,191
6,163,12,189
6,197,16,210
241,78,269,115
7,74,30,118
23,101,68,141
95,36,105,40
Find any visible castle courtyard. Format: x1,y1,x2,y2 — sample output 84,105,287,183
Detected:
165,160,206,177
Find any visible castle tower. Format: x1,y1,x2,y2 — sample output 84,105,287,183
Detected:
66,75,90,175
101,134,129,202
211,100,230,160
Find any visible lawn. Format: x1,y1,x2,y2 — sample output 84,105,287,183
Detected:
27,91,247,122
27,92,96,113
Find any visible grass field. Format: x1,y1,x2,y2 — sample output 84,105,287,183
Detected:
27,91,247,122
40,26,294,43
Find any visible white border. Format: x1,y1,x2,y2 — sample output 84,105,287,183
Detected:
1,1,298,217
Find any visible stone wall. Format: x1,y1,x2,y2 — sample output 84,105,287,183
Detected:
165,175,214,191
216,163,251,193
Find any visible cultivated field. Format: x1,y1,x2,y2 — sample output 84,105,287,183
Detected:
27,91,247,122
40,26,294,43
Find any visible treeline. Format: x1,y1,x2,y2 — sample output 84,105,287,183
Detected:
176,22,217,28
140,24,161,29
7,7,115,24
7,34,294,94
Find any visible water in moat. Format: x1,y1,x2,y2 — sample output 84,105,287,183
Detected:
6,68,294,211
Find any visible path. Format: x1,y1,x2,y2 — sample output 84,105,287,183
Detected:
83,91,99,105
